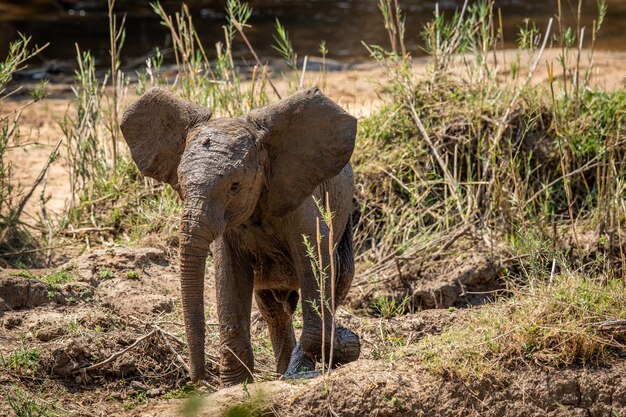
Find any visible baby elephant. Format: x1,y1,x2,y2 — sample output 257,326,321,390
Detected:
121,87,360,386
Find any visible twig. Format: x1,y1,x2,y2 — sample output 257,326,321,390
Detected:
316,216,326,376
232,21,282,99
491,18,553,147
0,243,74,257
71,329,158,374
590,319,626,332
479,18,553,211
62,227,116,235
406,101,467,223
528,157,605,203
326,193,336,371
129,315,220,366
157,330,217,390
299,55,308,89
224,346,254,380
71,319,217,389
157,331,192,374
39,174,53,266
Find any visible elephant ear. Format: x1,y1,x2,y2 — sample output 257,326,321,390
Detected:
120,87,211,191
246,87,356,216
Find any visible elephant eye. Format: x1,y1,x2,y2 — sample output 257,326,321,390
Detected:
229,182,241,196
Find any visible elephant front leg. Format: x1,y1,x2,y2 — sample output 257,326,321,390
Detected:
255,289,297,374
284,229,360,378
214,238,254,386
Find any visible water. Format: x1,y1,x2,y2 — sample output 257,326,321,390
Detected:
0,1,624,67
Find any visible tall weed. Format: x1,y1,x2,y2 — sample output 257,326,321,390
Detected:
356,0,625,278
0,35,48,265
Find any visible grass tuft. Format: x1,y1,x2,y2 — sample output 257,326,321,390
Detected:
2,347,40,373
412,273,626,378
4,386,58,417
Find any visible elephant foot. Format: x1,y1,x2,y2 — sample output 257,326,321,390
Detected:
283,342,317,379
283,328,361,379
328,327,361,367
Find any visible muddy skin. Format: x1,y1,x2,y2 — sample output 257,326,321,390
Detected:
120,87,361,386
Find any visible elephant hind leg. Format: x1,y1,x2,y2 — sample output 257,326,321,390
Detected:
333,215,355,305
329,216,360,367
255,289,296,375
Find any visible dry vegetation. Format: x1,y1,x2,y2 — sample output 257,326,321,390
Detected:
1,0,625,416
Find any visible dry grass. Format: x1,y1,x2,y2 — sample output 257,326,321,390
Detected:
411,273,626,378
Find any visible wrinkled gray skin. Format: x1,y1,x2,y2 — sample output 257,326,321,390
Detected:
120,87,360,386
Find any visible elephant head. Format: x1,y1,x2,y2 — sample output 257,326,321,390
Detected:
121,87,356,382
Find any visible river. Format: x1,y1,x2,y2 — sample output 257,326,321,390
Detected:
0,0,624,66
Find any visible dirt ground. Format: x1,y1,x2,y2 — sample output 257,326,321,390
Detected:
1,50,626,416
1,245,624,416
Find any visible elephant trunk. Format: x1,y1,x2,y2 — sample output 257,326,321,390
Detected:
179,203,224,382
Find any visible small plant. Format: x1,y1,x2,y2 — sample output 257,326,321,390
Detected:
123,391,147,411
2,347,40,372
11,270,37,279
372,295,411,319
41,269,74,285
126,270,140,280
273,18,297,71
0,34,48,266
98,267,115,280
13,268,74,284
369,321,407,362
162,384,197,399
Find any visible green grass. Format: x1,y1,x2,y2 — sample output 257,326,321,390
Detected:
1,347,40,372
4,386,58,417
11,268,75,298
98,267,115,280
161,384,198,399
40,269,74,285
123,391,148,411
409,273,626,378
371,295,411,319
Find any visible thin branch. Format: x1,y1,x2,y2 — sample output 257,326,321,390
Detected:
224,345,254,380
71,329,158,374
406,101,467,223
590,319,626,332
231,21,282,99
